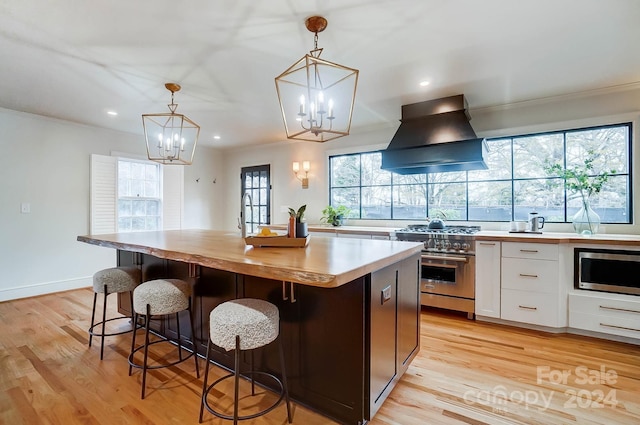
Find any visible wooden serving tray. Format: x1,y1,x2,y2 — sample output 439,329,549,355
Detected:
244,235,310,248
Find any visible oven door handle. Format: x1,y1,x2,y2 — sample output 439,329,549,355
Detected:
421,254,469,263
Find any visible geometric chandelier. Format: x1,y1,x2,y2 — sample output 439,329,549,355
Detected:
142,83,200,165
275,16,359,143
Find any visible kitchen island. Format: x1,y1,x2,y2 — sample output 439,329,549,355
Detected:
78,230,423,425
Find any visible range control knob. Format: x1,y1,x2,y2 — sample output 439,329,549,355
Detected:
452,242,461,250
443,241,451,250
461,243,470,251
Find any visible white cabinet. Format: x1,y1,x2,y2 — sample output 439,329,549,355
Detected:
569,292,640,339
337,232,371,239
500,242,564,327
475,241,501,318
336,232,391,240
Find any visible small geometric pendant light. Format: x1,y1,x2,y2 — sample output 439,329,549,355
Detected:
142,83,200,165
275,16,359,142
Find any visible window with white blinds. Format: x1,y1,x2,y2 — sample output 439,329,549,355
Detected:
90,154,183,234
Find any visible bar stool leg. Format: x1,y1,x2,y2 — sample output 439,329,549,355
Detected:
89,292,98,348
128,311,139,377
199,338,213,423
250,350,255,396
279,336,293,423
141,304,152,399
129,291,135,331
188,298,200,377
176,311,183,361
100,284,108,360
234,335,241,425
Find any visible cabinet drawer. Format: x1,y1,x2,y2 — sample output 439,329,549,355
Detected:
502,242,558,260
501,289,559,327
501,258,558,293
570,311,640,339
569,292,640,316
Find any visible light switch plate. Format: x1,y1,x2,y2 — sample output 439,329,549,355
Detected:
21,203,30,214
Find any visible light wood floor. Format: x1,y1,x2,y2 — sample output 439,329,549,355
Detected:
1,288,638,425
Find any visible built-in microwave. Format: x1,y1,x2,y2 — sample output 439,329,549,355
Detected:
575,248,640,296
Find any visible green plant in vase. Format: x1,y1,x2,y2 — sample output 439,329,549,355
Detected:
545,152,615,235
288,205,308,237
321,205,351,227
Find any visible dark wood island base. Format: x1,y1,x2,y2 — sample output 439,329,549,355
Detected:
78,230,422,425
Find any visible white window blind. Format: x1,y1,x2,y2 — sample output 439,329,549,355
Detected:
90,154,117,234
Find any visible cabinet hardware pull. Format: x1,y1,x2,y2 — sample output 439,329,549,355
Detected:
519,249,539,253
479,242,496,246
290,281,297,303
188,263,200,278
519,273,538,278
600,323,640,332
421,254,468,263
134,252,143,266
518,305,537,311
599,305,640,315
282,281,288,301
423,283,436,289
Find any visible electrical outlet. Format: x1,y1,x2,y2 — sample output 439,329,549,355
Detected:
21,203,31,214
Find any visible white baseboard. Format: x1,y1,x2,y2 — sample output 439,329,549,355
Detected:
0,277,92,302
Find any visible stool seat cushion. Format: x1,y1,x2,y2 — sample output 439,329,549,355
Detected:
209,299,279,351
133,279,191,315
93,267,140,294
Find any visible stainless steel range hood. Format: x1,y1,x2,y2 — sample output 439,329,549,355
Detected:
381,95,488,174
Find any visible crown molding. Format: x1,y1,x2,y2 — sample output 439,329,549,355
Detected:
471,81,640,114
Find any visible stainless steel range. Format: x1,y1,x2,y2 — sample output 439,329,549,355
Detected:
395,224,480,319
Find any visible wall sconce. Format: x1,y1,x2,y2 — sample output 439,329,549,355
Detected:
293,161,310,189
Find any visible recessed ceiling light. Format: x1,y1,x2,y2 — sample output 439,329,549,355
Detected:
213,135,221,140
419,81,430,87
107,110,118,116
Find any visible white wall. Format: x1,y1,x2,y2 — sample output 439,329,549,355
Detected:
0,108,222,301
220,86,640,234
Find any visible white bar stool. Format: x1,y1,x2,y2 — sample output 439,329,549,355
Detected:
199,298,292,424
89,266,141,360
128,278,200,399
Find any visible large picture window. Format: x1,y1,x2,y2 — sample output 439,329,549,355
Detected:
329,123,632,223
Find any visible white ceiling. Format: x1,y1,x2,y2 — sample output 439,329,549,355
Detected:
1,0,639,149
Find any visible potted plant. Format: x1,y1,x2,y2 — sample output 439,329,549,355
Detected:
288,205,308,238
321,205,351,227
545,152,615,235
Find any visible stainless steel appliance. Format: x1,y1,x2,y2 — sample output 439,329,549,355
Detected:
395,224,480,319
576,248,640,296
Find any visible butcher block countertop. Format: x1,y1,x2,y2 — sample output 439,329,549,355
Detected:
77,229,422,288
476,230,640,246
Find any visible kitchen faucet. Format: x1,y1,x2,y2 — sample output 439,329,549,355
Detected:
239,192,253,238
